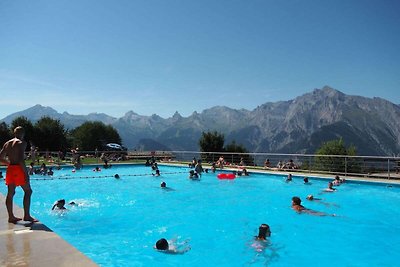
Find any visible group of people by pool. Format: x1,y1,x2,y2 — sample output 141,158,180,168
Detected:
28,162,56,176
0,126,344,258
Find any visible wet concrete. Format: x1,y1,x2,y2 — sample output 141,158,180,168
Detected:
0,194,97,267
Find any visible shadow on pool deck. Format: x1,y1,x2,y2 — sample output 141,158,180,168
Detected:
0,194,97,267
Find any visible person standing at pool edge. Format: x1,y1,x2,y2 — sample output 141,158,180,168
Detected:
0,126,37,223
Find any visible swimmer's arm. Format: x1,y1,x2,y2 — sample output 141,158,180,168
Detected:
170,246,191,254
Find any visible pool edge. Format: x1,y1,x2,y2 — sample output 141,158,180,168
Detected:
0,193,98,267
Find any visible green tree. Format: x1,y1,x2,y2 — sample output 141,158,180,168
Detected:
0,122,12,147
199,131,225,152
10,116,35,149
33,116,68,151
199,131,225,162
71,121,121,151
314,138,359,173
225,140,254,165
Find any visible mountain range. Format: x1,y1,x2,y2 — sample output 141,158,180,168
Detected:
1,86,400,156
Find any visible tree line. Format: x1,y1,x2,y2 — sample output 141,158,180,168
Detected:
0,116,122,152
199,130,359,172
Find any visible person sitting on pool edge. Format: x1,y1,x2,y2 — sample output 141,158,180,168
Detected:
154,238,191,254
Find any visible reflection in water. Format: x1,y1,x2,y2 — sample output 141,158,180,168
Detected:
247,239,281,266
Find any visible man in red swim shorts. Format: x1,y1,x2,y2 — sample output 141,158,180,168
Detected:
0,126,37,223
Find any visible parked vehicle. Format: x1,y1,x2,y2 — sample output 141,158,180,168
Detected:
104,143,127,152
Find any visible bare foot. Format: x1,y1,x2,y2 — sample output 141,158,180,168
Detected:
8,217,22,224
23,216,39,222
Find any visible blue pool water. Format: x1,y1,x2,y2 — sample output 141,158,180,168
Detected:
1,164,400,267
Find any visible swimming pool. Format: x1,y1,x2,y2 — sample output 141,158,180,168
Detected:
1,164,400,266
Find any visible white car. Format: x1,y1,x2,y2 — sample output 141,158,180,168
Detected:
105,143,127,151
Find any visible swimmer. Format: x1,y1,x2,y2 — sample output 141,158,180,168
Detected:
153,169,160,176
68,201,77,206
286,174,292,182
238,168,249,176
154,238,191,254
323,182,337,192
255,224,271,241
292,196,334,216
52,199,66,210
303,177,311,184
194,159,204,175
189,170,199,180
291,196,306,212
306,195,338,208
152,163,158,171
0,171,3,179
211,162,216,173
251,224,271,252
93,166,101,172
332,175,345,185
306,194,321,201
160,181,174,191
114,174,120,179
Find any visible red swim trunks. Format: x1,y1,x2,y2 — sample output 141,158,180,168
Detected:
5,165,26,186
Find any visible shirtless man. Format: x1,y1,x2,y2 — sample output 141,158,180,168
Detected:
0,126,37,223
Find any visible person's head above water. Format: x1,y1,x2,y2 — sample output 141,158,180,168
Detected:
114,174,120,179
292,196,301,205
306,194,314,200
156,238,169,250
257,224,271,240
161,181,166,188
52,199,66,210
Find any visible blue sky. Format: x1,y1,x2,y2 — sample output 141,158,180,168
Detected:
0,0,399,119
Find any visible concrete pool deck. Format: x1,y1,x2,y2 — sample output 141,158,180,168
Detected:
0,166,399,266
0,194,97,267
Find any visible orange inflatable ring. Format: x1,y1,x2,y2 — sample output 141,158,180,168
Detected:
217,173,236,179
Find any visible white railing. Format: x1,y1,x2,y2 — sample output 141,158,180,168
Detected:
20,150,400,180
